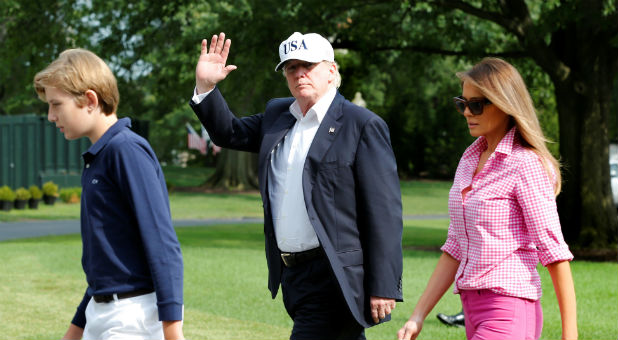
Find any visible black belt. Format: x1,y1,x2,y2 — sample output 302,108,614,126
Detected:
93,288,154,303
280,247,324,267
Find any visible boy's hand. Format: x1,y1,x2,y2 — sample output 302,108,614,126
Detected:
163,320,184,340
61,323,84,340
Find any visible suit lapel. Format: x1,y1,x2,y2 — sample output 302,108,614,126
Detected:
302,93,344,199
262,111,296,157
259,110,296,198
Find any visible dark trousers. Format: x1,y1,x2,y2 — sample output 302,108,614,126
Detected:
281,255,365,340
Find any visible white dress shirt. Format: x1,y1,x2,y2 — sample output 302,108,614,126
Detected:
268,88,337,252
192,87,337,252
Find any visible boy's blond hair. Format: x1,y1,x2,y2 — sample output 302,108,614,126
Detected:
34,48,119,115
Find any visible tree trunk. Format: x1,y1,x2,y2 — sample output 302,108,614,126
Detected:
553,61,618,251
205,149,259,191
521,0,618,253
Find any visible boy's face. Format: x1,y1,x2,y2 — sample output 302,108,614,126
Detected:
45,87,94,140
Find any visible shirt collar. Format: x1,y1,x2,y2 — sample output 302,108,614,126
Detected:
463,126,518,159
289,87,337,123
494,126,517,156
83,117,132,158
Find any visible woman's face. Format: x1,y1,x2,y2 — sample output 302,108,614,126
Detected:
460,81,510,141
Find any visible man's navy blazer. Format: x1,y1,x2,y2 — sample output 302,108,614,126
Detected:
190,87,403,328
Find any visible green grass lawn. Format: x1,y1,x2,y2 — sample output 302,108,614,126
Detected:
0,190,265,222
1,221,616,339
168,180,453,220
163,165,215,188
0,165,452,222
0,200,83,222
1,167,616,338
400,181,451,216
0,184,448,221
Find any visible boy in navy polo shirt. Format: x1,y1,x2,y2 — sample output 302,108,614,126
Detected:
34,49,184,340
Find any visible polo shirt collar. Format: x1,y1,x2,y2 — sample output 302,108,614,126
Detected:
83,117,132,158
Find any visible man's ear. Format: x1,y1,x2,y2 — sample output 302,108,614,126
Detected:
84,90,99,112
328,62,337,82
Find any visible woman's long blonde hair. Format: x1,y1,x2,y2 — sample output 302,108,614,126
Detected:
457,57,561,195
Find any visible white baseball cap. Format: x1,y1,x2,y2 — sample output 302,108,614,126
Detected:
275,32,334,72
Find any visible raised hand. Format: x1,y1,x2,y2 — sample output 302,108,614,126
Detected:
195,32,237,94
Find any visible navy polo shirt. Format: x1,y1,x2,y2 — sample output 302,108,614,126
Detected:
71,118,183,328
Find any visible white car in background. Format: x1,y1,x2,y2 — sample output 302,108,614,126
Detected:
611,143,618,209
609,162,618,208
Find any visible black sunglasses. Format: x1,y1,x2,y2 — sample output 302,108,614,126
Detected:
453,96,492,115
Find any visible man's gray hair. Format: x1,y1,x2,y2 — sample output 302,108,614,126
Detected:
331,61,341,89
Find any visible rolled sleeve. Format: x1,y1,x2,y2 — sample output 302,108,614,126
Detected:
441,223,461,261
538,244,574,266
516,155,573,266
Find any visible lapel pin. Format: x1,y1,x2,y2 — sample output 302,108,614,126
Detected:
328,127,335,134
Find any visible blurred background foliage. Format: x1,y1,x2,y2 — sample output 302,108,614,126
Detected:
0,0,579,179
1,0,617,247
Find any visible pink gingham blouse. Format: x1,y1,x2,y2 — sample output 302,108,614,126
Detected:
441,127,573,300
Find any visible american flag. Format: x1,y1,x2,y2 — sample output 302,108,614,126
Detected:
186,123,207,155
200,124,221,156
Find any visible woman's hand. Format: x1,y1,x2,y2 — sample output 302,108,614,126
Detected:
397,316,424,340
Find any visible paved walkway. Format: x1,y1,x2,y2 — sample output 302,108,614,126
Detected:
0,215,448,242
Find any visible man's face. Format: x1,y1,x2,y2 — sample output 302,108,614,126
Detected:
284,60,335,109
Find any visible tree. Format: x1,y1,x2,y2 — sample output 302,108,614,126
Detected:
320,0,618,250
2,0,615,249
434,0,618,252
0,0,93,115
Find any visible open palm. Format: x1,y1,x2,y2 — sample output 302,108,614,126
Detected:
195,32,237,93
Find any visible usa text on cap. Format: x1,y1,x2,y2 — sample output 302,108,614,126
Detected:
275,32,334,72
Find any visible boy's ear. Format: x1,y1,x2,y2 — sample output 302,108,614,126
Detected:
84,90,99,111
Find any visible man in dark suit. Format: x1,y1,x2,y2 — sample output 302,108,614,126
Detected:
189,32,403,340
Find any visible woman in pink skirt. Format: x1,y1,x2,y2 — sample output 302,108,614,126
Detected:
398,58,577,340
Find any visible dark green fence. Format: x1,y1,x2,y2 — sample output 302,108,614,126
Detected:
0,114,89,189
0,114,149,189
